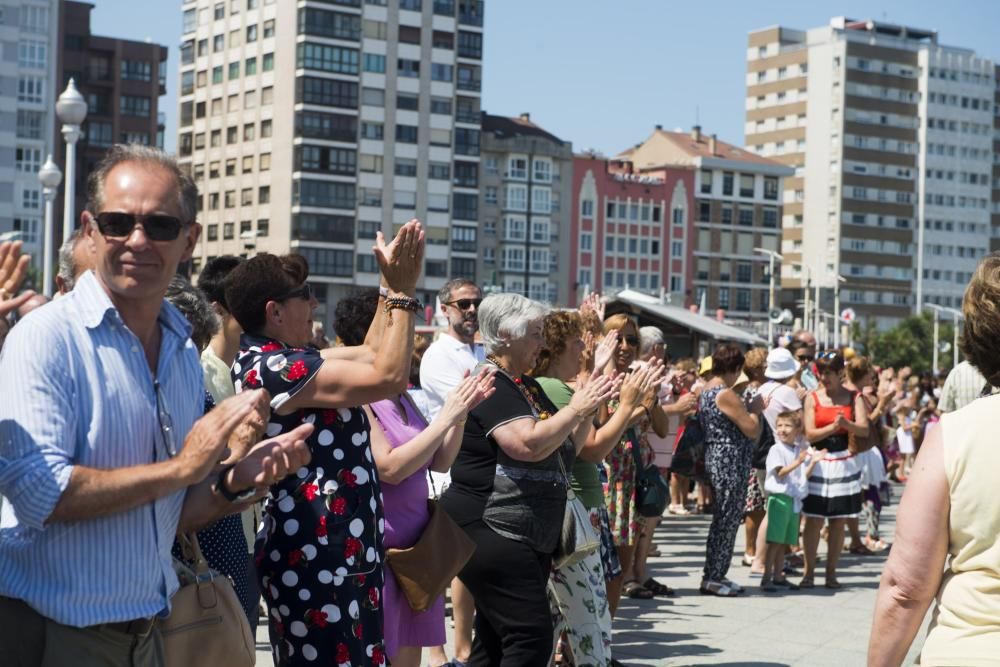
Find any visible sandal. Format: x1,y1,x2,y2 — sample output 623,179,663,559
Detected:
799,576,815,589
759,576,777,592
773,577,799,590
622,580,654,599
741,553,755,567
668,504,691,515
700,580,739,597
825,578,842,590
849,544,876,555
642,578,675,597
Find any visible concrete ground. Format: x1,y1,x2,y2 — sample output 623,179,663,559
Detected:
255,482,931,666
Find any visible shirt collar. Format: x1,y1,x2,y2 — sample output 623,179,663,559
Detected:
439,332,478,352
75,269,192,341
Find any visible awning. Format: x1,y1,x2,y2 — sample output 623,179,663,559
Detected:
608,289,766,346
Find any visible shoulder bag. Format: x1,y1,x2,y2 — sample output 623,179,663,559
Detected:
630,428,670,517
385,476,476,613
670,415,708,482
553,449,601,569
160,532,256,667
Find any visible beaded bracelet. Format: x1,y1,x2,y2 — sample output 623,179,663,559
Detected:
383,296,422,325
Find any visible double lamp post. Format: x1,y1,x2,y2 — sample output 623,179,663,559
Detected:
36,79,88,297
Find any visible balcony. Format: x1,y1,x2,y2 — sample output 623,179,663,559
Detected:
459,8,483,26
433,0,455,14
456,78,481,92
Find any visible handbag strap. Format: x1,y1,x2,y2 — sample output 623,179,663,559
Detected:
176,532,211,577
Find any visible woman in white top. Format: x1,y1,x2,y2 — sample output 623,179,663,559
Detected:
869,254,1000,666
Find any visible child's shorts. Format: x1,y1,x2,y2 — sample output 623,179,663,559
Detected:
766,493,800,546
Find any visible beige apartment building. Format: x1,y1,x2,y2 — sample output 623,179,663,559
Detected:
746,17,998,330
177,0,485,319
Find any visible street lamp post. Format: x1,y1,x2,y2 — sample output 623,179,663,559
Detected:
38,156,63,297
833,275,846,349
754,247,782,348
925,303,945,376
56,79,88,246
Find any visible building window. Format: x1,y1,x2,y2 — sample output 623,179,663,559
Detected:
299,8,361,40
505,185,527,211
297,146,356,175
295,180,354,209
671,241,683,258
298,43,359,74
533,159,552,182
764,176,779,200
397,59,420,78
360,122,384,140
700,170,712,194
16,76,44,104
722,171,734,196
15,147,42,173
431,63,453,82
698,201,711,222
395,125,418,143
457,30,482,58
363,53,385,73
18,40,47,69
120,95,151,117
262,53,274,71
298,77,359,108
120,60,152,81
738,209,754,226
739,174,754,197
454,193,478,220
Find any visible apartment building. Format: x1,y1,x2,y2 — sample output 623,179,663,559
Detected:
747,17,997,329
56,0,168,242
479,112,572,303
178,0,485,321
2,0,59,263
570,127,790,327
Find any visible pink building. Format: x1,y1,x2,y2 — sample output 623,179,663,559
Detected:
569,149,695,307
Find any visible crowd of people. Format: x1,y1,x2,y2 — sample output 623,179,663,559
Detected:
0,143,996,667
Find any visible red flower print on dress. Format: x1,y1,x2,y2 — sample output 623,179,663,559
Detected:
286,360,309,381
356,574,366,587
344,537,362,560
321,409,339,425
371,645,385,665
339,470,358,488
335,642,350,664
243,369,260,387
305,608,328,628
260,342,282,352
367,586,379,609
287,549,304,567
302,483,319,501
316,515,328,538
330,496,348,516
352,621,363,640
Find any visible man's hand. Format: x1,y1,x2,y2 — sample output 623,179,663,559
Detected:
174,390,268,484
374,219,425,295
220,396,271,465
227,422,314,491
0,241,34,318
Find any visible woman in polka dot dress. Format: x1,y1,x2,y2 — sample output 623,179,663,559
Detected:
224,223,426,666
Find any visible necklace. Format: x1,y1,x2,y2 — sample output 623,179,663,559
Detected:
486,354,551,420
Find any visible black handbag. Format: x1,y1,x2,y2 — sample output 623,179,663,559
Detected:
751,418,775,470
670,415,708,482
629,428,669,518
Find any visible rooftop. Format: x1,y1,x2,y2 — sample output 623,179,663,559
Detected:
482,112,568,146
614,126,785,171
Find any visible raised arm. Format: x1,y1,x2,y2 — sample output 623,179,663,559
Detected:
492,373,616,462
716,387,761,440
278,221,425,413
868,425,949,667
578,365,662,463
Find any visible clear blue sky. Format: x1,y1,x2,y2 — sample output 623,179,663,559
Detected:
90,0,1000,155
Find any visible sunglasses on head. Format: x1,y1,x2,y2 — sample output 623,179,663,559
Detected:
93,211,185,241
275,283,313,302
446,298,482,311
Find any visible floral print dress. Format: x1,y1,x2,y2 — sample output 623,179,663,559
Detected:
234,334,386,666
603,401,653,547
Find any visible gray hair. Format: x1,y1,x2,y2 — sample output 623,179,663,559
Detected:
478,292,549,354
56,230,86,291
165,275,219,352
437,278,480,305
639,326,665,355
85,144,199,224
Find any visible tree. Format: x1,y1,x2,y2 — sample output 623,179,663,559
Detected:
861,313,954,375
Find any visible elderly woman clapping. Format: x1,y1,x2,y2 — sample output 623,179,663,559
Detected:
869,254,1000,666
440,294,617,665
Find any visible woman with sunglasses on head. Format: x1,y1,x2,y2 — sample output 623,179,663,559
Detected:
801,351,870,589
598,314,669,610
224,221,426,667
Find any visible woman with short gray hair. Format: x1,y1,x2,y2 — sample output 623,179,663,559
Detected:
440,293,617,665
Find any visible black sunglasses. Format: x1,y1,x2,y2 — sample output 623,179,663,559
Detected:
94,211,185,241
795,354,814,362
446,298,482,311
623,336,640,347
275,283,313,302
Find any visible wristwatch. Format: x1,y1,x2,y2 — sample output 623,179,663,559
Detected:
213,464,257,503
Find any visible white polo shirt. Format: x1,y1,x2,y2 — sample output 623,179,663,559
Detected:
419,331,484,420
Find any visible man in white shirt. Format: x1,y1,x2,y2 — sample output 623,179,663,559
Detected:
420,278,484,419
419,278,483,667
939,360,992,412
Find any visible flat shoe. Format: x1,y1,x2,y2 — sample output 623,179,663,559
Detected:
642,577,675,597
623,580,654,599
799,576,815,589
741,554,755,567
825,579,842,590
773,577,799,590
700,580,739,597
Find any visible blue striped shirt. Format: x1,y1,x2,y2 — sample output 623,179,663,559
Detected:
0,270,203,626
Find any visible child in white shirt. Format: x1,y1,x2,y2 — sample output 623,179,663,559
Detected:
761,411,825,592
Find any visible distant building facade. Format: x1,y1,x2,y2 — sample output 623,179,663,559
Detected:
479,112,572,303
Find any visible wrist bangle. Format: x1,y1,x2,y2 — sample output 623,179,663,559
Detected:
383,296,422,325
378,286,389,299
212,464,257,503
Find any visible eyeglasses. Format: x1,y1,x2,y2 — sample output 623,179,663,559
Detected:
446,298,482,311
623,336,640,347
795,354,814,362
153,380,177,460
93,212,185,241
275,283,313,302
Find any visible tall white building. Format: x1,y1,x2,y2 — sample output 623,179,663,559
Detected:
1,0,59,265
178,0,485,318
746,17,997,330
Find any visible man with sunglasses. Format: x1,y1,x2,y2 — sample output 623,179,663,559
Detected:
0,145,313,667
419,278,484,667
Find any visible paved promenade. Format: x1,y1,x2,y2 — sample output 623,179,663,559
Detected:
256,482,930,666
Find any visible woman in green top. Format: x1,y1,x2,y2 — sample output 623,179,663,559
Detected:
532,310,663,667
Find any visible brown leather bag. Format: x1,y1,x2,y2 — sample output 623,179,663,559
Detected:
385,498,476,613
159,533,256,667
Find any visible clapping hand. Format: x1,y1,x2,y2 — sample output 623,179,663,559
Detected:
620,361,666,410
228,422,314,491
439,367,496,427
568,371,617,417
374,219,425,294
592,330,619,375
579,292,606,322
221,395,272,465
0,241,35,318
